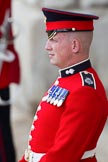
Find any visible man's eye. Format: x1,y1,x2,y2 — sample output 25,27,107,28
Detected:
52,37,58,42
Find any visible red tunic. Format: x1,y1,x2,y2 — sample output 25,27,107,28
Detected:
19,59,108,162
0,0,20,88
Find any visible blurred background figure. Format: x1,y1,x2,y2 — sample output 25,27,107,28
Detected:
0,0,20,162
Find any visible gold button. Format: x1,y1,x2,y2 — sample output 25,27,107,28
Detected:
29,135,32,140
55,80,59,85
37,105,41,111
72,27,76,31
28,145,31,150
31,125,35,131
34,115,38,121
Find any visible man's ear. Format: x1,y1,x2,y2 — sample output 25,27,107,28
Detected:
71,39,80,53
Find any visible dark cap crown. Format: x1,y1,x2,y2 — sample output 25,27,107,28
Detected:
42,8,99,22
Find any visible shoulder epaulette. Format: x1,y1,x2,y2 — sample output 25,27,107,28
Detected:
80,71,96,89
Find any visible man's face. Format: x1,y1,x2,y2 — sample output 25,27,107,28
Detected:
45,32,73,69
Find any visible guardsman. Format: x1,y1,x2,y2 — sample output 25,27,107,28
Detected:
0,0,20,162
19,8,107,162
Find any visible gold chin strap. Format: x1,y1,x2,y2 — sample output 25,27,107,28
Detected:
47,28,77,40
48,31,57,40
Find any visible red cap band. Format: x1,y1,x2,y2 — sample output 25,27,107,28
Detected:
46,20,94,31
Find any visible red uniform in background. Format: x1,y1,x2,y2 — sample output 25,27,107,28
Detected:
0,0,20,88
0,0,20,162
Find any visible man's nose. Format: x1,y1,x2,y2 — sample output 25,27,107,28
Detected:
45,39,51,50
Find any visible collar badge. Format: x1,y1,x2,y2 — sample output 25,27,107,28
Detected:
65,68,75,75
